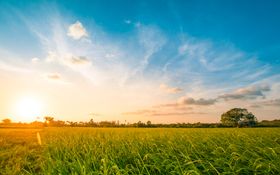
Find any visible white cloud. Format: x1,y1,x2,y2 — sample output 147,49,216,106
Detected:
67,21,88,40
68,56,91,65
31,57,39,63
160,83,183,94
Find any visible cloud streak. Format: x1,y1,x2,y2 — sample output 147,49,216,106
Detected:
261,99,280,106
68,56,91,65
45,73,61,80
159,83,183,94
122,108,204,117
219,85,270,100
251,99,280,108
178,97,217,105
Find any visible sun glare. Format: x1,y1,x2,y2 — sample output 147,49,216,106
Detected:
15,97,43,122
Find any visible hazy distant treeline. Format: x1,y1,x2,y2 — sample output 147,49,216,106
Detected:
1,117,280,128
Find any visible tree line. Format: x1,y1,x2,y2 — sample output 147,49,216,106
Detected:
1,108,279,128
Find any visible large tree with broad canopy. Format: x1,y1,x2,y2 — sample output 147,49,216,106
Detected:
221,108,257,127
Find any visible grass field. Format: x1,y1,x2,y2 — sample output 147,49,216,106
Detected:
1,128,280,174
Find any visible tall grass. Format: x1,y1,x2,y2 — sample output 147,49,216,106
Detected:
1,128,280,174
0,129,43,175
41,128,280,174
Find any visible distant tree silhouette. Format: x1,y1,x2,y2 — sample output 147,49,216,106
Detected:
2,118,11,124
44,116,54,122
3,111,279,128
221,108,257,127
137,121,146,127
147,121,152,127
88,118,96,127
44,116,54,126
258,119,280,127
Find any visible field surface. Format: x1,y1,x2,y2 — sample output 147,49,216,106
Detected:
1,128,280,175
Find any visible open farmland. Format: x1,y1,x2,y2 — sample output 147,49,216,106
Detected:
1,128,280,175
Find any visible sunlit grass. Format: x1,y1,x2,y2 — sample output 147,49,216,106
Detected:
1,128,280,174
0,129,43,174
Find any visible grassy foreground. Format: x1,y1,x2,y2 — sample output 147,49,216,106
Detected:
1,128,280,174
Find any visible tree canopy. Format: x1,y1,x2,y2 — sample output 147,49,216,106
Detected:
221,108,257,127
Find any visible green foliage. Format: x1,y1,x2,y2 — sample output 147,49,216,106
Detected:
1,128,280,174
221,108,257,127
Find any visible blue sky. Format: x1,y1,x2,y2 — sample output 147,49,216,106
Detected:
0,0,279,123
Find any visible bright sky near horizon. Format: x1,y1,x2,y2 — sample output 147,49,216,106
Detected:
0,0,279,123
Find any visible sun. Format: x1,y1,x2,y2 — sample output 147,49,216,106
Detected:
15,97,43,122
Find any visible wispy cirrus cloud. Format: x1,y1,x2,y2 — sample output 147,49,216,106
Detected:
4,5,278,123
129,25,166,77
0,49,32,73
19,9,272,93
1,2,280,123
23,13,167,87
161,35,272,98
0,60,30,73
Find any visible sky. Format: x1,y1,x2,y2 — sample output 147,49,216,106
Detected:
0,0,280,123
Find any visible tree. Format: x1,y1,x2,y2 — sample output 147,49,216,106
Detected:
44,116,54,126
147,121,152,127
221,108,257,127
2,118,11,124
137,121,145,127
87,118,96,127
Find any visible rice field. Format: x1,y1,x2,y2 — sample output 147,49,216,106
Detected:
1,128,280,175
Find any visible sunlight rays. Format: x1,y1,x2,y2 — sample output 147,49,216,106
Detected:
15,96,44,122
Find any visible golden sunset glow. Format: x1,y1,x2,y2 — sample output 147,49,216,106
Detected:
0,0,279,124
15,97,43,122
1,1,280,175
